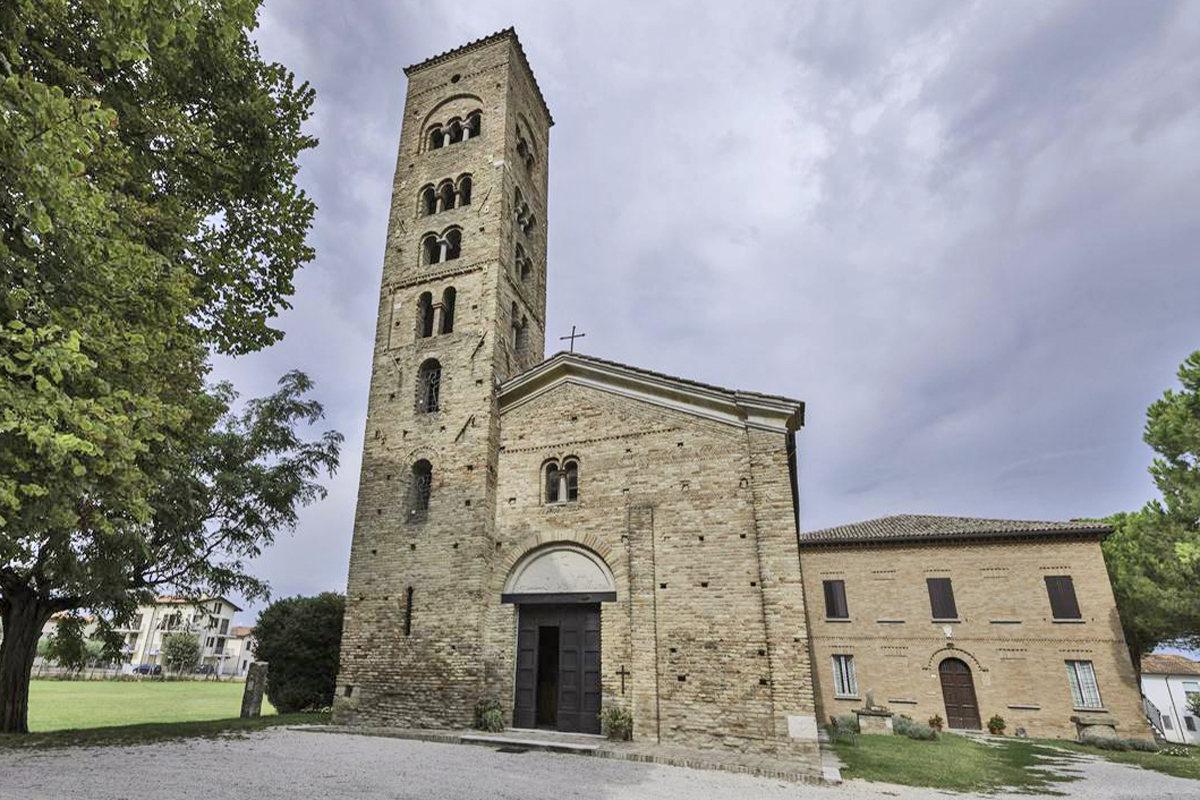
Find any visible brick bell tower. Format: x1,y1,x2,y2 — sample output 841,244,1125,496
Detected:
333,29,552,727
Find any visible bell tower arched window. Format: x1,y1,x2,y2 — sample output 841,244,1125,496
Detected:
417,359,441,413
466,112,481,139
437,181,455,213
429,127,444,150
420,185,437,216
457,175,472,207
444,228,461,260
417,292,434,338
440,287,456,334
410,460,432,518
423,234,441,265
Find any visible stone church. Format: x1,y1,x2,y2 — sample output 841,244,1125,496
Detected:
332,29,1146,758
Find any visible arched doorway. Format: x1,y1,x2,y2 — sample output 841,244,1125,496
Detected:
939,658,982,730
502,545,615,734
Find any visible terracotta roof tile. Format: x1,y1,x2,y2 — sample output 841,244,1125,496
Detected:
799,514,1110,546
1141,653,1200,676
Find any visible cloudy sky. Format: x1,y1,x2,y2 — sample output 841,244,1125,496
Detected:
213,1,1200,620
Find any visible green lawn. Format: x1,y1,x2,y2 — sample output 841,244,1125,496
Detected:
834,733,1081,793
836,732,1200,791
27,679,276,732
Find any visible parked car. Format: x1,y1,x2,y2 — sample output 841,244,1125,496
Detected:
133,664,161,675
193,664,215,675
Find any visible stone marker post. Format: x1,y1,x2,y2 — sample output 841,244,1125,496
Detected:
241,662,268,718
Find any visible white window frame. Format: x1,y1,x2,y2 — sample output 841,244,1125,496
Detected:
832,654,858,698
1066,660,1103,710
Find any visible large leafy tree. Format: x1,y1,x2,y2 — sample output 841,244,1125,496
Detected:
1104,351,1200,669
0,0,335,733
252,592,344,713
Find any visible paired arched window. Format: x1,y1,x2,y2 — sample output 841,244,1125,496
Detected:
415,287,457,339
544,458,579,504
417,359,441,413
421,227,462,266
410,460,432,518
426,111,482,151
419,175,472,217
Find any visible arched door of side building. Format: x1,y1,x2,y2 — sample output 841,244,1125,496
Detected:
939,658,982,730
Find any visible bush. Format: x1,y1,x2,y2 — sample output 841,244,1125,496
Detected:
600,705,633,740
1079,733,1160,753
473,697,505,731
927,714,944,731
480,709,505,732
893,714,938,741
987,714,1006,735
253,592,345,713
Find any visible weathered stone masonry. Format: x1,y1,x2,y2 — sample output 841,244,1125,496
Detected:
332,30,818,761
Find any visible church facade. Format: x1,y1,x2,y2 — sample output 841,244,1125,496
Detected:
332,29,1146,757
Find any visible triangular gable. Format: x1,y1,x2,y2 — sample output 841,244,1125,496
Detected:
499,352,803,434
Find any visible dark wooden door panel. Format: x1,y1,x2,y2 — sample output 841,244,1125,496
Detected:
514,608,540,728
939,658,981,730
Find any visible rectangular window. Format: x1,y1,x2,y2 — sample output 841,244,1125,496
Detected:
1066,660,1103,709
1163,715,1173,730
927,577,958,619
832,654,857,697
404,587,414,637
823,580,849,619
219,619,229,635
1187,717,1197,732
1045,575,1081,619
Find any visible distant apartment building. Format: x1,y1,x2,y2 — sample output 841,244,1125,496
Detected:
1141,653,1200,744
118,596,247,674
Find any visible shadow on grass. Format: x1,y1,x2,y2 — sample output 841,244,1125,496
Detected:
835,732,1085,795
0,712,330,750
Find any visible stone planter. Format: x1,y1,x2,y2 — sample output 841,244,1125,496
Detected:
855,708,894,734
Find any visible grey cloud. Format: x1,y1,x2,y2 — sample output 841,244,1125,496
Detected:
209,1,1200,622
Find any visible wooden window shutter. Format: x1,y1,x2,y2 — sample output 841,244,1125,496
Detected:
1045,576,1081,619
927,577,957,619
823,580,848,619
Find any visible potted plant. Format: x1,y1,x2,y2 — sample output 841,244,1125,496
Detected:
987,714,1006,735
600,705,634,741
927,714,944,732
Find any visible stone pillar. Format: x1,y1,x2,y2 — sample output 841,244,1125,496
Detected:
744,428,819,749
626,504,660,742
241,662,268,718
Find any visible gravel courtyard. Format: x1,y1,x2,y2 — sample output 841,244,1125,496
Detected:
0,728,1196,800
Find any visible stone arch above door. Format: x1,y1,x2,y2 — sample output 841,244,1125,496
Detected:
501,541,618,604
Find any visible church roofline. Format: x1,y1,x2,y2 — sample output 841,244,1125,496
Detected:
498,351,804,434
797,513,1111,548
403,27,554,127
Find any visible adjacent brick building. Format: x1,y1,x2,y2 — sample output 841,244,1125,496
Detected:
798,515,1149,739
332,28,1145,760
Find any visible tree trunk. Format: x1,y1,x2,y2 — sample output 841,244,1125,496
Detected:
0,594,53,733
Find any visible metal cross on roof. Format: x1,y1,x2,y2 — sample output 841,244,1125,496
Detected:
559,325,586,352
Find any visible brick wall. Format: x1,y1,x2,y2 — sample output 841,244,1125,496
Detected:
799,537,1150,739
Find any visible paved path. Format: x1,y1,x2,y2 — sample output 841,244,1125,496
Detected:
0,728,1196,800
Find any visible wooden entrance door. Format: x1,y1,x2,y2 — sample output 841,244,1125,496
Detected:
513,604,601,734
939,658,981,730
